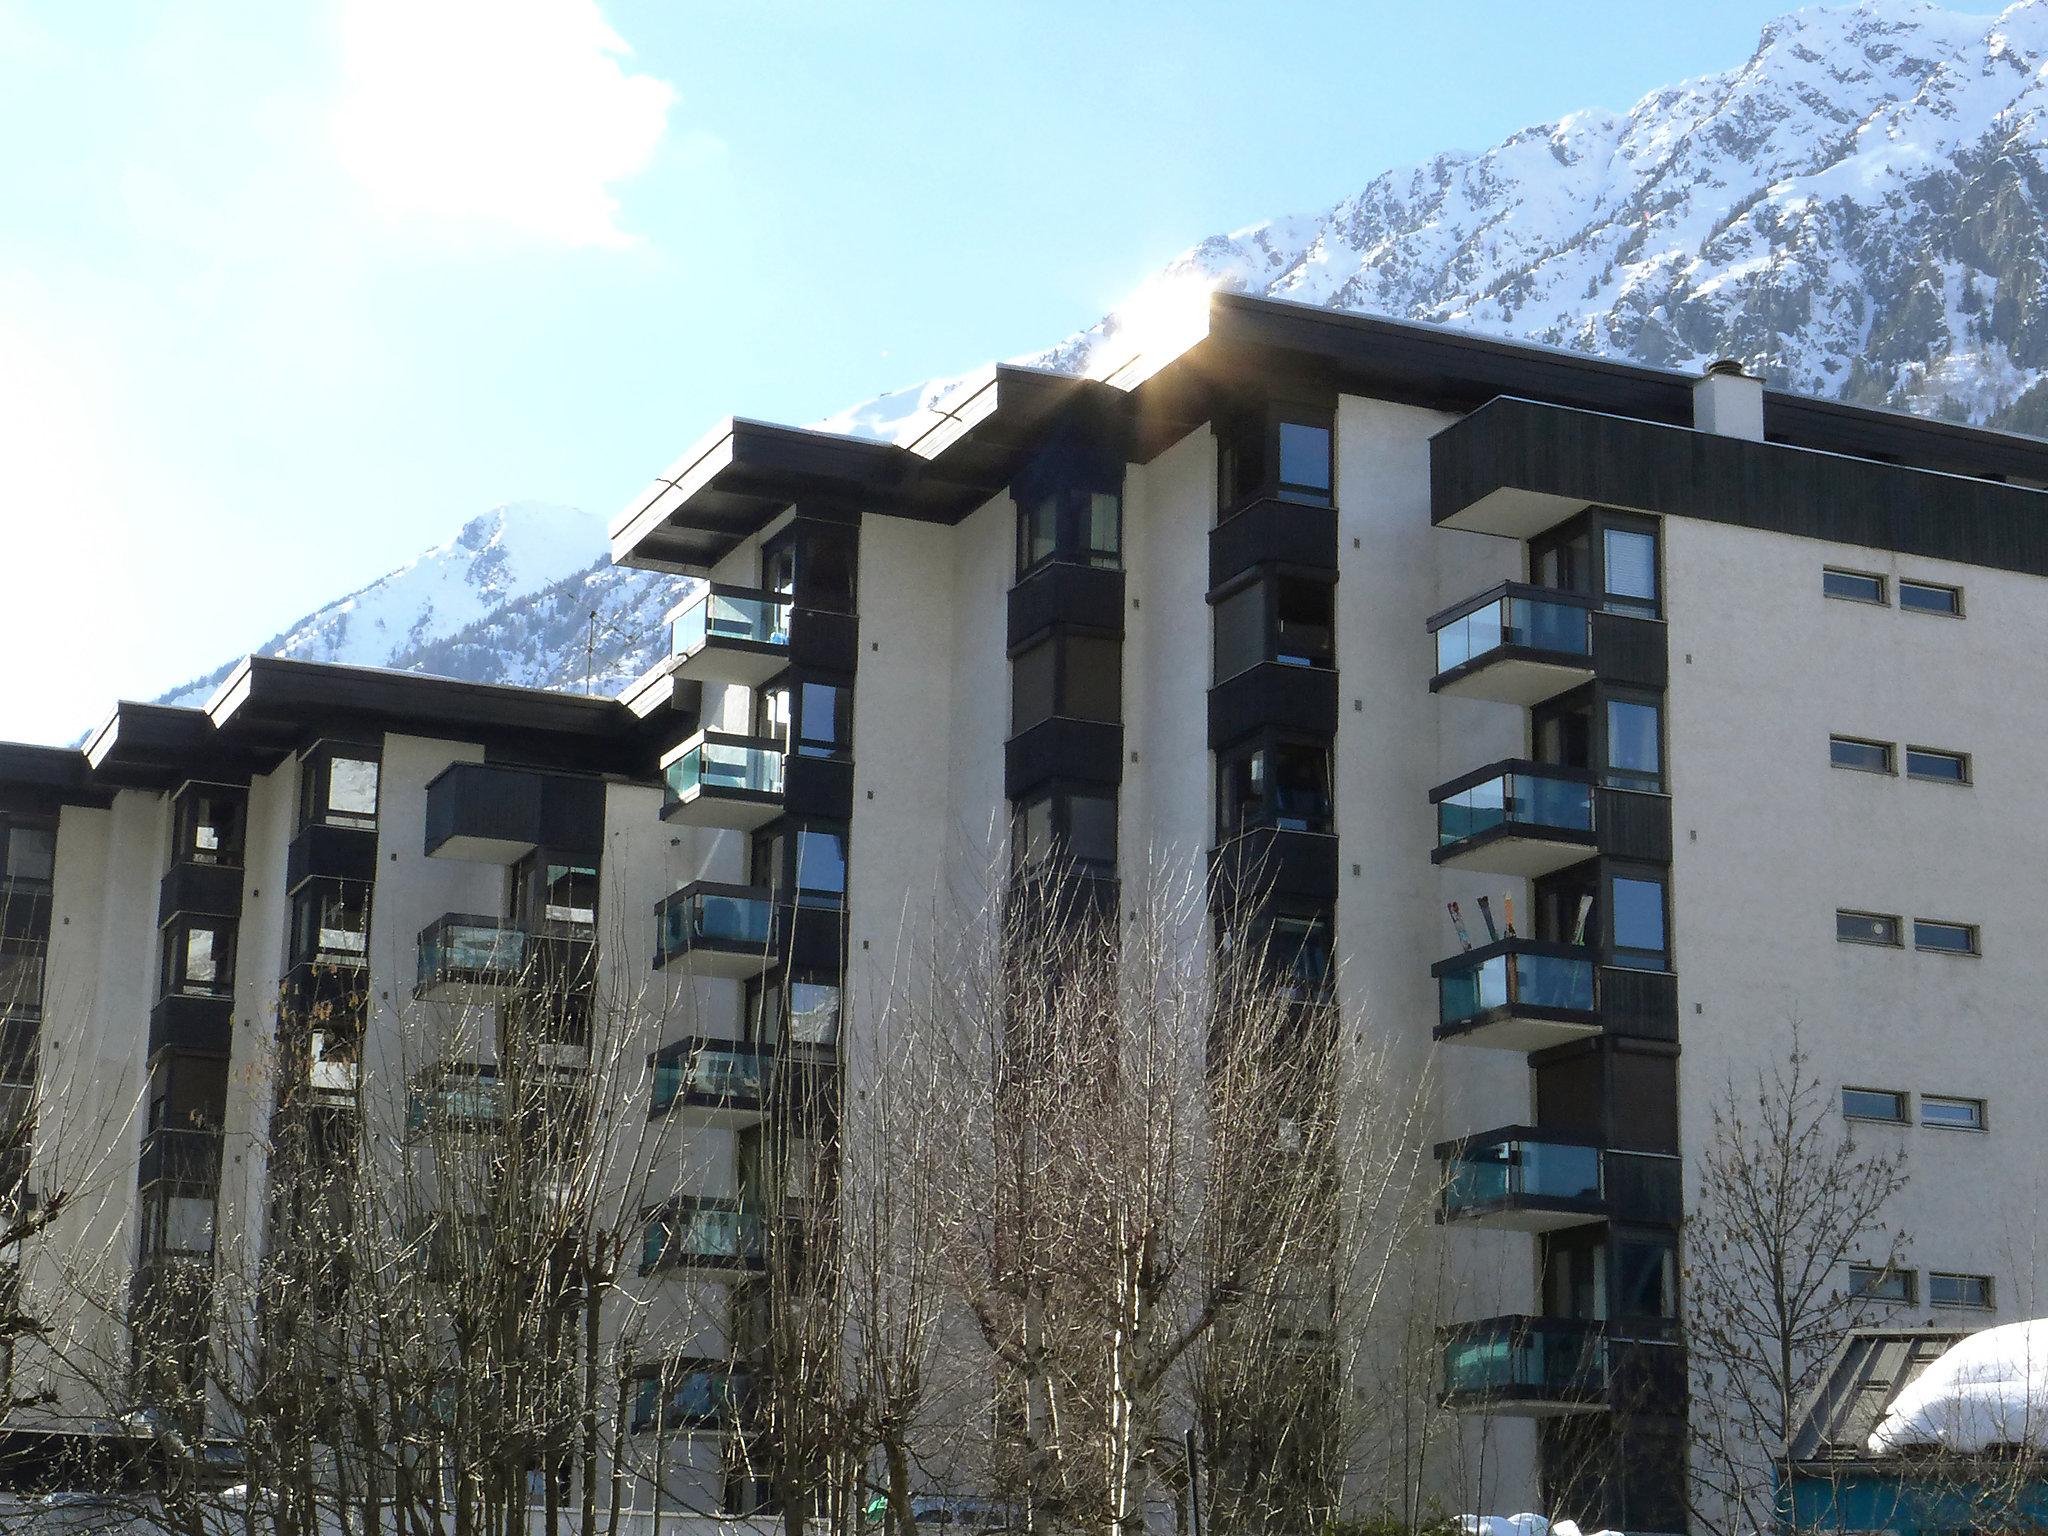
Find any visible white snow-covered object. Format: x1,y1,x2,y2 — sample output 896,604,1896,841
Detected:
1868,1318,2048,1454
1455,1516,1621,1536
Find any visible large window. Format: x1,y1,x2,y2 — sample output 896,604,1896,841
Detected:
761,520,859,613
756,678,854,761
1212,573,1334,681
1603,695,1663,792
1216,737,1333,837
753,822,849,905
1011,788,1117,876
299,742,381,831
1010,633,1121,733
1608,871,1668,971
1216,405,1334,513
162,917,235,998
1842,1087,1907,1124
171,784,244,866
1015,489,1122,578
1612,1234,1678,1322
1847,1263,1914,1303
292,882,370,967
748,973,841,1050
0,821,55,886
1602,527,1660,618
1533,513,1660,618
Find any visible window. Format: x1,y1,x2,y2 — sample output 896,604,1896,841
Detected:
1829,737,1894,774
1836,910,1901,947
1010,431,1124,576
756,680,853,761
747,975,842,1049
1602,527,1659,618
299,743,381,831
1842,1087,1908,1123
542,863,598,926
1010,633,1120,732
1823,568,1887,604
1212,585,1264,681
1613,1235,1678,1321
292,882,370,966
1213,574,1334,681
0,822,54,886
1905,747,1969,784
162,917,235,998
758,825,848,903
1266,911,1332,1001
1929,1272,1993,1309
171,785,244,866
1921,1095,1985,1131
1216,738,1333,838
761,521,858,612
1609,873,1668,970
1899,580,1962,616
1017,495,1058,575
1847,1264,1914,1303
1084,492,1122,569
1913,919,1978,956
1275,419,1333,505
1010,789,1117,876
1603,697,1663,791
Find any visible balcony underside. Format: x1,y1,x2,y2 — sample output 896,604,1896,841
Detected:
1434,828,1596,878
1443,1200,1606,1234
1446,1389,1608,1419
670,642,787,689
661,943,776,982
661,786,783,832
1432,651,1595,707
1434,484,1591,541
414,973,516,1004
1435,1006,1602,1053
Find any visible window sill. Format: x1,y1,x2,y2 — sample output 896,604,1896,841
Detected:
1912,947,1981,959
1823,594,1890,608
1921,1123,1988,1134
1829,763,1896,777
1842,1115,1909,1127
1905,774,1972,787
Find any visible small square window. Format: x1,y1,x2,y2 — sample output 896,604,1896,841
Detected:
1836,910,1901,947
1913,919,1979,956
1842,1087,1907,1123
1921,1095,1985,1132
1904,747,1970,784
1823,569,1887,605
1828,737,1894,774
1899,580,1962,616
1929,1272,1993,1309
1847,1263,1914,1303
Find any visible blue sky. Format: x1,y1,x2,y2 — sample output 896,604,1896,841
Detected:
0,0,1809,744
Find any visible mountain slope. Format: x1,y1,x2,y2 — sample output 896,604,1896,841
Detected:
166,0,2048,710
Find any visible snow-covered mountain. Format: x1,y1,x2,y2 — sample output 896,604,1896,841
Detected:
157,502,686,709
167,0,2048,707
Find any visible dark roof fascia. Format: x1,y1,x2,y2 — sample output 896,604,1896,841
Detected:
0,742,108,813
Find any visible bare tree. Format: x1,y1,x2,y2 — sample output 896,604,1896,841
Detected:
1685,1032,1912,1536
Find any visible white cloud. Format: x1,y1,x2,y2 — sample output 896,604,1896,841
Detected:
331,0,678,248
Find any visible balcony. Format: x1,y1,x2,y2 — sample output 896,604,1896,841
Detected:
1438,1128,1605,1232
138,1127,224,1190
285,821,377,895
423,762,607,864
148,993,233,1057
415,916,591,1003
653,882,779,980
641,1198,765,1274
651,1038,774,1124
1432,760,1596,877
1441,1316,1608,1417
1428,583,1595,706
669,584,791,688
661,733,786,831
1434,939,1599,1051
1209,496,1338,589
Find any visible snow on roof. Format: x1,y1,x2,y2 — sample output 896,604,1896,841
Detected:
1869,1319,2048,1455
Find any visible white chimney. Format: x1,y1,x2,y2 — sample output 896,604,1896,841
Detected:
1693,358,1764,441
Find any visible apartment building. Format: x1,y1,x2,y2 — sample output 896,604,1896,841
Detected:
5,292,2047,1528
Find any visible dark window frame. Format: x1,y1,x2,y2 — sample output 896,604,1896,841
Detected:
1215,401,1336,518
1836,910,1903,948
1013,485,1123,580
1530,509,1663,619
298,740,382,833
1214,731,1334,839
1847,1263,1915,1303
1912,918,1979,957
755,675,855,762
1209,566,1336,683
751,819,851,905
1920,1094,1986,1132
760,518,859,615
1841,1087,1908,1124
1823,568,1888,606
0,819,56,888
744,970,843,1051
170,782,247,868
161,913,237,999
1904,746,1970,785
290,878,372,969
1009,784,1119,877
1605,863,1671,972
1828,737,1895,775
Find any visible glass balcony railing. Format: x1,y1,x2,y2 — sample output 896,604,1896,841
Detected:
416,915,528,996
652,1039,774,1116
653,883,777,970
1431,584,1593,677
1436,943,1596,1030
1437,763,1594,848
1442,1316,1607,1408
643,1202,765,1271
1442,1131,1603,1220
669,585,791,660
663,735,785,805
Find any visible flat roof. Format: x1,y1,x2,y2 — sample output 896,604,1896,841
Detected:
613,290,2048,573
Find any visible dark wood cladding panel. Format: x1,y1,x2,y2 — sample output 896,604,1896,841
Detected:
789,609,859,674
783,757,854,820
1207,664,1340,750
1006,564,1126,648
1598,967,1678,1043
285,823,378,895
1003,719,1123,800
1432,395,2048,577
156,862,245,926
1209,500,1338,589
1591,614,1668,690
1596,790,1672,865
148,994,234,1059
1211,828,1340,905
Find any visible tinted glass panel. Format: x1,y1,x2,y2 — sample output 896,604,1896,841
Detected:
1087,492,1121,567
1913,920,1977,955
1274,577,1334,667
1610,876,1666,966
544,864,598,925
1605,700,1662,789
1829,737,1892,773
1842,1088,1906,1122
1602,529,1658,615
1020,496,1058,573
793,830,847,898
1011,642,1056,734
1276,422,1332,501
1067,795,1117,870
1930,1273,1991,1307
329,757,380,822
1614,1237,1677,1320
2,825,54,884
1848,1264,1912,1302
1899,580,1961,615
1213,585,1264,680
804,528,859,613
788,982,840,1046
1823,569,1885,604
799,682,851,759
1062,636,1121,723
1905,748,1968,782
1837,911,1900,946
1014,798,1053,869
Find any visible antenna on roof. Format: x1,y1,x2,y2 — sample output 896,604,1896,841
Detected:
584,604,631,697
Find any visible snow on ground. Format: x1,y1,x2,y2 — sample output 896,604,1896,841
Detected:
1869,1318,2048,1454
1456,1516,1621,1536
